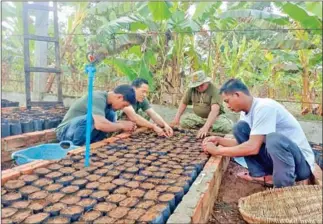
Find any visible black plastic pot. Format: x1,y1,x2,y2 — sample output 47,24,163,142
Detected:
1,122,11,137
21,120,34,133
10,122,22,136
33,119,44,131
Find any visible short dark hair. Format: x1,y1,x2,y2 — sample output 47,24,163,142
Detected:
132,78,148,88
114,84,137,105
219,79,250,95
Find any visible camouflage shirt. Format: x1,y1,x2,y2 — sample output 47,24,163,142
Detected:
182,83,224,118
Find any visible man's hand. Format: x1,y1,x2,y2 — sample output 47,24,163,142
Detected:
153,125,167,137
117,120,137,132
202,142,219,155
197,126,209,138
164,125,174,137
202,136,222,146
170,118,180,127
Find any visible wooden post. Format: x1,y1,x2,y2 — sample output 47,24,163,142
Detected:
23,3,31,109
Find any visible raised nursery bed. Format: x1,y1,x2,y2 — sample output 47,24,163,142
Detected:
1,128,217,223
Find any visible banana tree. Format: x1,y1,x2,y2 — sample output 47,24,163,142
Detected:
276,2,322,114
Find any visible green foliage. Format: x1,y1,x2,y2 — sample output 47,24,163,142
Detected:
2,1,322,116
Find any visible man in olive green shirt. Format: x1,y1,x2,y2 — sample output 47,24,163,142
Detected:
172,71,233,138
119,78,173,137
56,85,137,146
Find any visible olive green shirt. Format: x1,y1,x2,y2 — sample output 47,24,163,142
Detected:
118,98,151,119
182,83,224,118
132,98,151,113
56,91,109,133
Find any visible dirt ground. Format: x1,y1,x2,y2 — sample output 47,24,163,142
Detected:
209,161,266,224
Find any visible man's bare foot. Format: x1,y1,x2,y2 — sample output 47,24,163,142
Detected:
237,172,273,187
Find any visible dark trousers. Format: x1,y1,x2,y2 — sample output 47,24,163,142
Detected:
233,121,312,188
57,110,116,146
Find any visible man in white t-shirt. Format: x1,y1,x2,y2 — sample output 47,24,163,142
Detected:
202,79,315,188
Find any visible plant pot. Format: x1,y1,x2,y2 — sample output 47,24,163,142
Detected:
139,170,153,178
47,192,65,204
108,207,130,220
44,184,64,193
24,212,50,224
120,173,135,180
144,190,160,201
4,180,25,191
126,208,146,220
98,183,117,193
86,174,101,182
21,120,34,133
94,168,109,176
19,185,40,199
72,170,90,179
90,190,110,202
140,182,155,191
76,189,93,199
28,191,48,201
29,200,48,213
106,170,121,178
45,171,63,181
1,123,11,137
2,207,18,219
158,193,176,211
93,217,116,224
119,197,139,208
136,200,156,210
71,179,88,189
124,181,140,189
93,202,117,215
79,210,102,223
32,178,54,189
146,178,161,185
61,185,79,195
114,187,131,195
60,195,81,205
47,164,63,171
33,119,44,131
127,189,145,198
98,176,114,183
11,200,30,210
9,122,22,136
77,198,98,212
112,178,129,187
59,159,73,167
45,216,70,224
59,167,76,176
60,205,84,222
106,194,127,205
44,202,67,216
56,176,75,187
174,180,190,194
85,182,100,190
167,186,184,204
33,168,51,177
10,209,32,224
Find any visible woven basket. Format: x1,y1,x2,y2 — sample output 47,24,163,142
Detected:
238,185,322,224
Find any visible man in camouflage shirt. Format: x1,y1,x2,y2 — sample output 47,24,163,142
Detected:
172,71,233,138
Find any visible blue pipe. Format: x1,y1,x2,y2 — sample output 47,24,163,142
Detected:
85,63,96,167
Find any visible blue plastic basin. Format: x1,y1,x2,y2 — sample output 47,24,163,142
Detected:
11,141,77,165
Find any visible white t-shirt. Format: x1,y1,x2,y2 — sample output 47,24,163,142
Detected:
240,97,315,172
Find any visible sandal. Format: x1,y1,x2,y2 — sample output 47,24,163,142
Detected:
237,172,273,187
